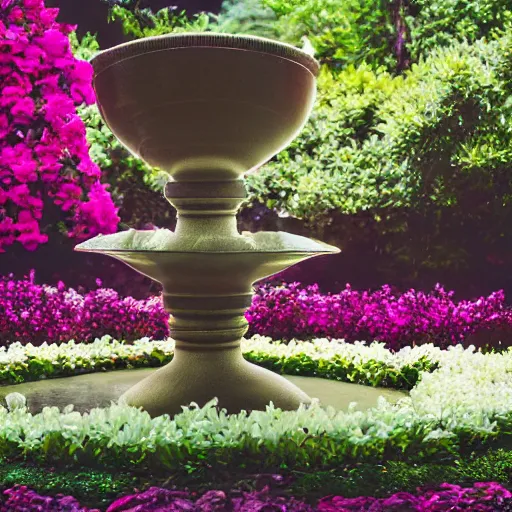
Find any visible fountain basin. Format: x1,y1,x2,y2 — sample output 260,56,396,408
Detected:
0,369,407,415
92,33,319,179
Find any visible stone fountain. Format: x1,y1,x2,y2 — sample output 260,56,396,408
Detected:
75,33,339,417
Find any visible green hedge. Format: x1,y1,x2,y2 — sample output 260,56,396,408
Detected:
0,336,436,389
246,33,512,224
72,5,512,289
0,338,511,474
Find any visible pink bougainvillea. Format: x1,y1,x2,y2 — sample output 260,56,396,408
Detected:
0,0,119,252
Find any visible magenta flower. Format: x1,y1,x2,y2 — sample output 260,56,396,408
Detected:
0,0,119,253
246,282,512,351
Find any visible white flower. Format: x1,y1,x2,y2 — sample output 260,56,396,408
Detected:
5,393,27,411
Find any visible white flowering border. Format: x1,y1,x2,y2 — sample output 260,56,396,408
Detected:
0,336,511,469
0,335,436,387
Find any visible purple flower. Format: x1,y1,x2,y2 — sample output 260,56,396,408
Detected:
246,282,512,351
106,487,195,512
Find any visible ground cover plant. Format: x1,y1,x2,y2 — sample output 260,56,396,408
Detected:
0,340,511,473
5,451,512,509
0,335,437,388
2,481,512,511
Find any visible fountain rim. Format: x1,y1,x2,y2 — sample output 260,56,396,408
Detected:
74,247,341,255
90,32,320,78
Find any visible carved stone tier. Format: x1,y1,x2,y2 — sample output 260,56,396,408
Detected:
75,33,339,417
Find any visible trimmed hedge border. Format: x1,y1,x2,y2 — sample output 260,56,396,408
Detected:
0,335,438,389
0,337,512,474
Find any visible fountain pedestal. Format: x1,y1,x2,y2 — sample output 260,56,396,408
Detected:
76,33,339,416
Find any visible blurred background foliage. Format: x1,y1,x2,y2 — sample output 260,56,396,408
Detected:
5,0,512,299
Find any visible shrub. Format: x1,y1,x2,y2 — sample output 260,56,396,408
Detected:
0,0,119,253
261,0,395,69
2,343,512,471
246,33,512,223
244,34,512,292
406,0,512,63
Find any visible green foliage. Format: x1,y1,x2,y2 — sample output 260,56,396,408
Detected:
247,33,512,222
0,463,138,509
70,1,512,289
68,31,100,61
261,0,395,68
0,336,434,390
215,0,281,39
407,0,512,62
291,449,512,499
107,4,213,39
2,450,512,508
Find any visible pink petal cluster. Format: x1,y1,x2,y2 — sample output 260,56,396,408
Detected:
106,487,313,512
1,273,511,349
0,0,119,252
0,271,169,346
318,482,512,511
1,485,95,512
2,482,511,511
246,282,512,351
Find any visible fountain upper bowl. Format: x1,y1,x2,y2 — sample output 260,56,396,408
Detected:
91,33,319,180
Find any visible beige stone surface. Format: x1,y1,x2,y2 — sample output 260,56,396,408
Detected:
0,369,407,415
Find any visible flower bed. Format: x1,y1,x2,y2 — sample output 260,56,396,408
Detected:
0,338,511,473
0,272,168,346
2,274,511,350
3,450,512,509
248,282,512,350
1,481,511,512
0,335,436,388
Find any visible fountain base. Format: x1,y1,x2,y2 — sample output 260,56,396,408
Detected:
119,344,311,416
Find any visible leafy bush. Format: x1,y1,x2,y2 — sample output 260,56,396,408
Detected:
406,0,512,62
0,0,119,253
247,33,512,221
105,2,213,39
261,0,395,68
0,272,169,346
245,34,512,291
215,0,281,39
